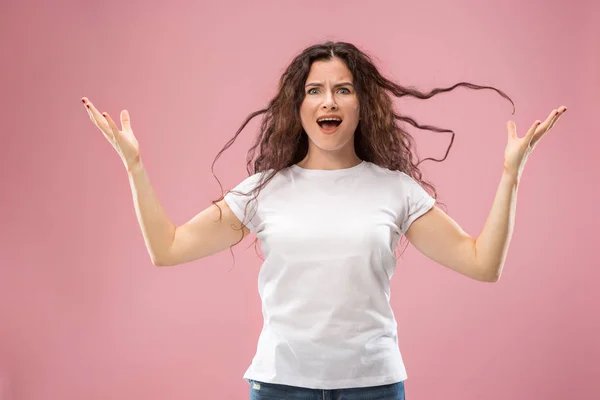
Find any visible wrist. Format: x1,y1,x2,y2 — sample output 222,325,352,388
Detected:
502,167,520,185
126,157,143,174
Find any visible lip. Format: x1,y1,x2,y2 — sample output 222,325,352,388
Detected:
318,121,342,135
316,114,343,135
316,114,343,122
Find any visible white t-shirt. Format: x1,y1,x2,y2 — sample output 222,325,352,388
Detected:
224,160,436,390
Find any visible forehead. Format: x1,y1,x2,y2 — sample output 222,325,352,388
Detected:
306,58,353,82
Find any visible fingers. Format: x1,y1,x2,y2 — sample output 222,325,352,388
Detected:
548,106,567,131
120,109,132,131
82,98,104,123
542,109,558,131
82,97,115,143
102,112,122,141
508,120,539,141
82,98,96,122
526,105,567,147
82,97,131,132
540,106,567,132
507,120,517,139
525,120,542,143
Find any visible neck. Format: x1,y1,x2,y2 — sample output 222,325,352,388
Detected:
297,148,362,170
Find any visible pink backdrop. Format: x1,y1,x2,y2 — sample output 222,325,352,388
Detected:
1,0,598,399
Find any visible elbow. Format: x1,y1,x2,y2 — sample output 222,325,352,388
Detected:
151,254,172,267
474,255,502,283
480,267,502,283
152,258,165,267
150,242,176,267
484,273,500,283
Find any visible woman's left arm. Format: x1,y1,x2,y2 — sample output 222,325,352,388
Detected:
405,106,567,282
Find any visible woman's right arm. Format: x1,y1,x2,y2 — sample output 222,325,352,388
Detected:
127,160,249,266
83,97,249,267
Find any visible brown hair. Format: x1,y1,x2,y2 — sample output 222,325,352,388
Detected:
210,41,514,266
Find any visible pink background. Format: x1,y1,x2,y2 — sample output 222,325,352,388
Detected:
1,0,598,399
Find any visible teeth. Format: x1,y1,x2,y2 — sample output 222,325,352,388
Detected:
317,117,342,122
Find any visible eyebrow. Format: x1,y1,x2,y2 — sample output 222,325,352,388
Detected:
305,82,354,88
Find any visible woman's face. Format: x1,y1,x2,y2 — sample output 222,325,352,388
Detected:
299,58,360,155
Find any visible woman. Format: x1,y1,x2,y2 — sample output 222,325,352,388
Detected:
81,41,566,400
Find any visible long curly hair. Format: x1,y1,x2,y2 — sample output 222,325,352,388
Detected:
210,41,514,265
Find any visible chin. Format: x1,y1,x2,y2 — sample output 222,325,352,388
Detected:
307,132,354,151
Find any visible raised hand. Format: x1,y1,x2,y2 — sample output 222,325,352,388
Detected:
504,105,567,178
82,97,141,171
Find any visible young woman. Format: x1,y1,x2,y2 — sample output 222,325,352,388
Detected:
82,41,566,400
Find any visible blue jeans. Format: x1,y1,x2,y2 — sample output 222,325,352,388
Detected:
249,379,405,400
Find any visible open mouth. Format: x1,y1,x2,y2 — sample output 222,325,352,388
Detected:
317,117,342,132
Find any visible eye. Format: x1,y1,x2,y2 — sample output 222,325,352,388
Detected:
338,88,351,94
307,88,319,95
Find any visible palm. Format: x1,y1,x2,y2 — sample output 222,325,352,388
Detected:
504,106,567,176
82,97,141,168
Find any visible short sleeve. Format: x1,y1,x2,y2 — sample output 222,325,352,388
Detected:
398,173,436,234
223,172,265,232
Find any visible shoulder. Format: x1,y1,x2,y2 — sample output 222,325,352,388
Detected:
229,168,283,196
362,162,432,197
362,161,415,184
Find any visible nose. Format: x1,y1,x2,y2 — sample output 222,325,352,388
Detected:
321,91,338,110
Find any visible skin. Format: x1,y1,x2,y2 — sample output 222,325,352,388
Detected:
292,57,568,282
297,58,362,170
81,66,568,280
406,106,567,282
